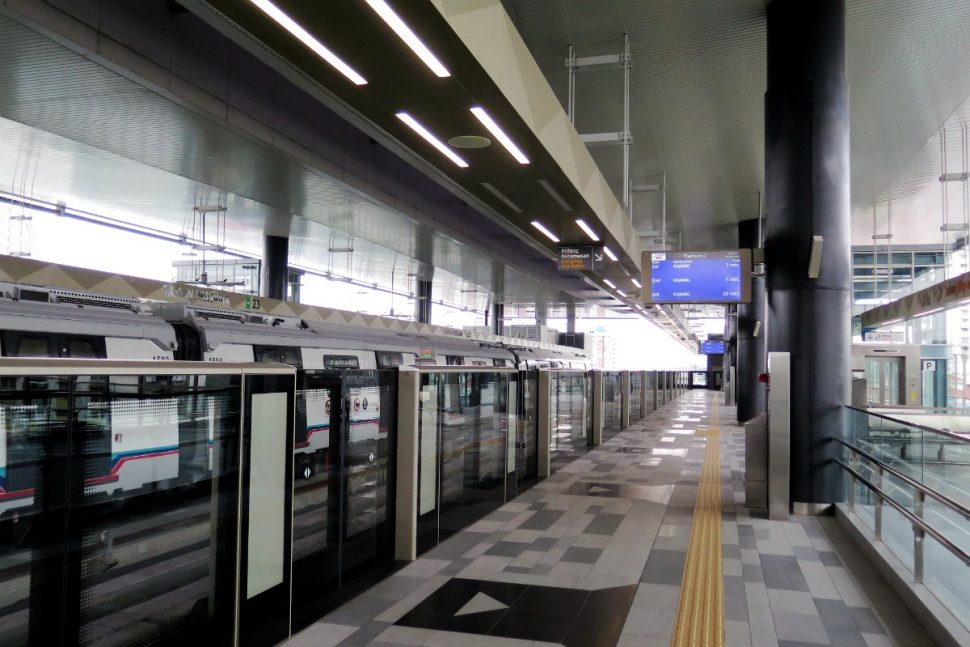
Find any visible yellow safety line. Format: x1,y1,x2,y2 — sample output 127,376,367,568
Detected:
671,397,724,647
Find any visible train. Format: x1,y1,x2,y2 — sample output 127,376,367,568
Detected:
0,281,590,515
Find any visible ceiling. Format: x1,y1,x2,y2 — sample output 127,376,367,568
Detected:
501,0,970,250
0,11,623,320
185,0,652,307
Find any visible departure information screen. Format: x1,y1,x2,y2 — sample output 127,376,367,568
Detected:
700,340,725,355
642,249,751,304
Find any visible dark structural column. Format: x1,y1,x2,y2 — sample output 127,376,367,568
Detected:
491,303,505,336
737,218,766,421
765,0,850,505
415,278,432,324
262,235,289,300
566,300,576,333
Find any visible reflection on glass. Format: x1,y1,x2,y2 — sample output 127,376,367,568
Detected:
417,372,509,550
0,373,243,646
551,372,588,473
291,370,396,623
603,372,623,436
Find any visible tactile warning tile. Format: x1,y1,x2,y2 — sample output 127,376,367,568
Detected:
671,397,724,647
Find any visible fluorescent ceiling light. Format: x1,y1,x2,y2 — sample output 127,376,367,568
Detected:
470,107,529,164
530,220,560,243
248,0,367,85
631,278,642,288
575,218,600,242
603,279,616,289
917,307,944,317
603,246,618,261
881,318,903,326
396,112,468,168
363,0,450,77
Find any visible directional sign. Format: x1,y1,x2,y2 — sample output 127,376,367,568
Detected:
559,246,604,271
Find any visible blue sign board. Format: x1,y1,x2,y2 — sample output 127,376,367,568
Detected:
700,340,725,355
643,249,751,304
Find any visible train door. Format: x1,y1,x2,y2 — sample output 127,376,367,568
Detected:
865,356,903,405
505,372,536,499
290,369,396,629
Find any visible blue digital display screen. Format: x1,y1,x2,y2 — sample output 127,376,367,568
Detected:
700,340,725,355
646,250,750,304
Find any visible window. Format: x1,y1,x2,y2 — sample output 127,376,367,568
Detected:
445,355,464,366
67,337,99,358
376,351,404,368
253,345,303,367
1,332,106,358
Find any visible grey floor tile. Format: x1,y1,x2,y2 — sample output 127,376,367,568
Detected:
518,509,565,531
584,512,625,535
484,541,528,558
336,621,392,646
561,546,602,564
772,611,830,645
640,549,686,585
761,554,810,592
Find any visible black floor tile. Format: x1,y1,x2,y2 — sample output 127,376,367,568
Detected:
394,578,635,646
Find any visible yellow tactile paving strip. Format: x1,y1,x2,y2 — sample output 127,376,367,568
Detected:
671,397,724,647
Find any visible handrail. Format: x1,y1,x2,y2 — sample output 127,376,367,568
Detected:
836,458,970,567
836,438,970,520
846,405,970,445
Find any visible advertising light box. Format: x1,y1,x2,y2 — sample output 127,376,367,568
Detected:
642,249,752,304
700,340,725,355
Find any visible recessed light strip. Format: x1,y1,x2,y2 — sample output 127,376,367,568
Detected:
470,107,529,164
575,218,600,242
538,179,571,210
248,0,367,85
631,278,642,288
363,0,450,77
604,279,617,289
396,112,468,168
530,220,560,243
481,183,522,213
603,246,618,261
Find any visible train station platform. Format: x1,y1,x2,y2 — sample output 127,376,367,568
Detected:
285,391,927,647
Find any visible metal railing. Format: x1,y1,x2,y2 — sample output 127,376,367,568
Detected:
839,405,970,623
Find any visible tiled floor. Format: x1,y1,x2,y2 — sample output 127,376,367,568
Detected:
285,391,932,647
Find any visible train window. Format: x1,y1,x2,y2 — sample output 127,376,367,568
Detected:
253,346,279,364
445,355,464,366
471,360,487,366
66,336,105,359
2,332,55,357
492,359,507,367
323,355,360,370
376,351,404,368
278,346,303,367
252,345,303,367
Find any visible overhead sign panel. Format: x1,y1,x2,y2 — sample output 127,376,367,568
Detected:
558,246,604,271
700,340,725,355
642,249,752,304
